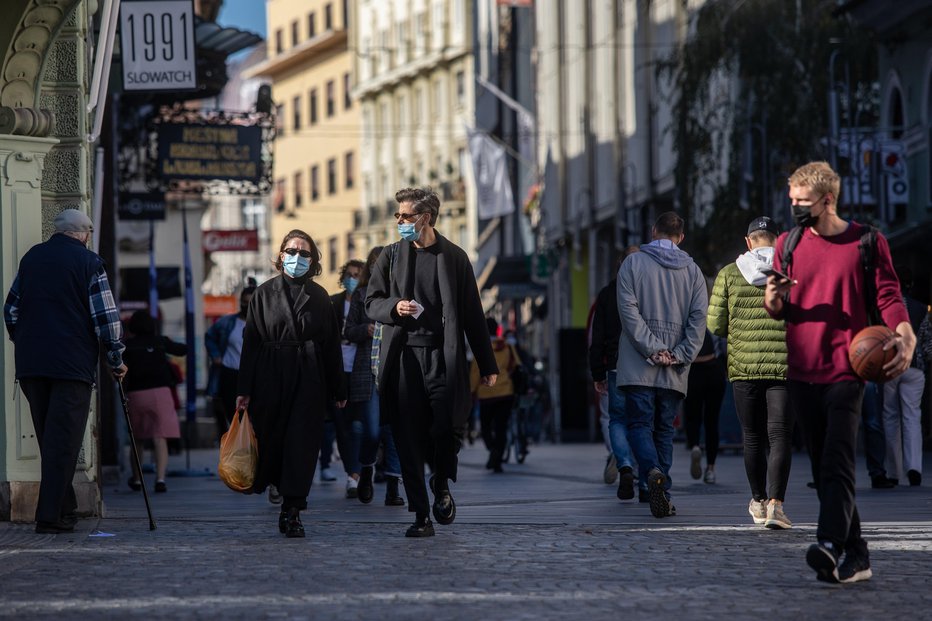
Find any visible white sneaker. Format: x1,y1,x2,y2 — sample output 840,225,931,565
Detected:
703,468,716,484
764,500,792,529
267,484,283,505
748,499,767,525
320,467,337,482
345,476,359,499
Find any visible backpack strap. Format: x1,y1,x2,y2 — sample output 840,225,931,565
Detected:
779,226,804,279
859,225,881,326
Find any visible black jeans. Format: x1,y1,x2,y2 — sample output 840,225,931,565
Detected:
684,359,726,464
788,380,868,556
480,397,513,469
732,380,792,501
19,378,93,524
393,345,457,518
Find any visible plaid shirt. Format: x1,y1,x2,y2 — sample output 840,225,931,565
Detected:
4,265,125,368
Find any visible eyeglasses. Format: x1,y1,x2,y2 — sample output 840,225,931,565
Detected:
393,212,422,222
283,248,313,258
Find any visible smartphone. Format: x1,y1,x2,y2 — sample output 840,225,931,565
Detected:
761,267,792,282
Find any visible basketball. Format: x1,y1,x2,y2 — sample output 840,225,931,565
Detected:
848,325,897,383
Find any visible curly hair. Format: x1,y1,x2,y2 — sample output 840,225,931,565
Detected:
273,229,322,277
395,186,441,226
787,161,841,203
338,259,365,288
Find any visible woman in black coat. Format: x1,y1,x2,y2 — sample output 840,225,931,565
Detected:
236,230,347,538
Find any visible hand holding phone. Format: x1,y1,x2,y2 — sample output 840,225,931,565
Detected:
761,267,792,282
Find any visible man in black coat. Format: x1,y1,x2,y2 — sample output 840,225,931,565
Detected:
366,187,498,538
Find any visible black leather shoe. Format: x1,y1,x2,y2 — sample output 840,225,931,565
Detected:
284,508,305,538
35,521,75,534
154,481,167,493
907,470,921,486
278,510,288,534
127,477,142,492
59,513,79,529
405,517,435,538
638,489,649,503
384,476,405,506
430,476,456,525
617,466,635,500
357,466,375,504
871,476,896,489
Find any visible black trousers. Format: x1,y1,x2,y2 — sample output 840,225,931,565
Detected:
19,378,93,525
732,380,792,501
684,359,726,464
788,380,868,556
480,397,513,468
393,345,457,518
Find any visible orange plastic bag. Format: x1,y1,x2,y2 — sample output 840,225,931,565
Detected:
218,409,258,493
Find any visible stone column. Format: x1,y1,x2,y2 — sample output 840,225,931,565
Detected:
0,134,58,521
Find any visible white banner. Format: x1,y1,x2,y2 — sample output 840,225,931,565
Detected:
120,0,197,91
467,127,515,220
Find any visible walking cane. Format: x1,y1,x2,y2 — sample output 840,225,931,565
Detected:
117,379,157,531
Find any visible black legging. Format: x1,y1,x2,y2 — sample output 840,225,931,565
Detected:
732,380,793,501
480,397,513,469
684,358,726,465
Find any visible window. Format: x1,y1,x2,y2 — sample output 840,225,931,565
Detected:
275,104,284,136
275,29,283,54
291,20,299,46
345,151,354,189
309,88,318,125
240,198,263,230
327,158,337,194
326,80,335,117
455,70,465,108
414,87,423,120
292,95,301,131
343,72,352,110
311,165,320,201
324,3,333,30
274,179,285,213
293,171,303,207
398,94,407,127
343,0,349,29
432,79,443,119
328,237,338,273
346,232,355,260
308,12,316,38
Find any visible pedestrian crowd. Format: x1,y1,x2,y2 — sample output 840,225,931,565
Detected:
5,166,931,587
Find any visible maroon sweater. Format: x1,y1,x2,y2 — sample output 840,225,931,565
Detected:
769,221,908,383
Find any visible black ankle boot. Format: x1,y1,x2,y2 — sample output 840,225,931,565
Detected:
430,475,455,525
278,509,288,534
385,476,405,506
358,465,375,504
405,514,434,538
285,508,304,538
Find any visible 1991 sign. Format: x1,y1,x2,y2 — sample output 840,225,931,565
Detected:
120,0,197,91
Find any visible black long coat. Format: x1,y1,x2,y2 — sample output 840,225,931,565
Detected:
237,274,346,502
365,235,498,428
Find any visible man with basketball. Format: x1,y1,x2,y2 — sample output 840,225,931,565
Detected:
764,161,915,584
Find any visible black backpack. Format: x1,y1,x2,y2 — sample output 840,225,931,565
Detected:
779,224,880,325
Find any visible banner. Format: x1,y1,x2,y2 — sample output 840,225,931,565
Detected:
157,123,263,183
202,229,259,253
119,192,166,220
467,127,515,220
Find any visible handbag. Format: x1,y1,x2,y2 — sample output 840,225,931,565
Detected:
370,243,398,380
218,409,258,493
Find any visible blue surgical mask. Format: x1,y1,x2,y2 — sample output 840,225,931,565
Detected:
282,253,310,278
398,222,420,242
344,277,359,293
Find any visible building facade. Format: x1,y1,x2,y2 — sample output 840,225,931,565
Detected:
351,0,476,257
246,0,361,294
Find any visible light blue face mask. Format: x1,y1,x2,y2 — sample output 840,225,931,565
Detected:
344,277,359,293
398,214,422,242
282,253,310,278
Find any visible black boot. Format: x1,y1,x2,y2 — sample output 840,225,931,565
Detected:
284,508,305,538
405,514,434,538
278,509,288,534
384,476,405,506
358,465,375,504
430,475,456,525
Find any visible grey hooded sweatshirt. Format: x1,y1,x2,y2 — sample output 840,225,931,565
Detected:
614,239,708,396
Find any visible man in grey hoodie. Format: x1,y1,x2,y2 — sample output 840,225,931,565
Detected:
616,212,708,518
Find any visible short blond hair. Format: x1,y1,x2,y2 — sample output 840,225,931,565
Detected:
787,161,841,202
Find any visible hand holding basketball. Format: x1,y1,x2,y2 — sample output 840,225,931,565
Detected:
848,326,896,383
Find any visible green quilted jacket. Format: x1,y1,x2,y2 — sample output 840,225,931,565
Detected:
707,261,786,381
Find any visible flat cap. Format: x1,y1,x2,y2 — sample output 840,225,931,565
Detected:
54,209,93,233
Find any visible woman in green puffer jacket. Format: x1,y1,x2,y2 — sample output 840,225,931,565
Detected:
707,216,793,531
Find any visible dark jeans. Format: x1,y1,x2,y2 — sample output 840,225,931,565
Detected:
732,380,792,501
623,386,682,493
394,345,458,517
19,378,93,524
320,372,357,475
788,380,868,556
480,397,513,469
861,381,887,479
683,359,726,464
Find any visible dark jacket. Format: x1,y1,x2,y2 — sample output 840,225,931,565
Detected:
204,312,241,396
237,274,347,494
365,234,498,427
589,280,620,382
344,285,375,403
329,291,350,333
11,234,104,383
123,335,187,392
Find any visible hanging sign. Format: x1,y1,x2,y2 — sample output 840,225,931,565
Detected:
202,229,260,253
118,191,166,220
120,0,197,92
157,123,263,183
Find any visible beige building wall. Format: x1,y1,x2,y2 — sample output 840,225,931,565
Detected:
352,0,476,259
246,0,361,294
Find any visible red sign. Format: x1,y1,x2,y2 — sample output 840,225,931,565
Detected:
202,229,259,253
203,295,238,317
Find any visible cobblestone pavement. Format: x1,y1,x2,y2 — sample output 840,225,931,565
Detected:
2,442,930,620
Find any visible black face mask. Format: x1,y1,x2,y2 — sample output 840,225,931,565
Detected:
791,195,824,228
